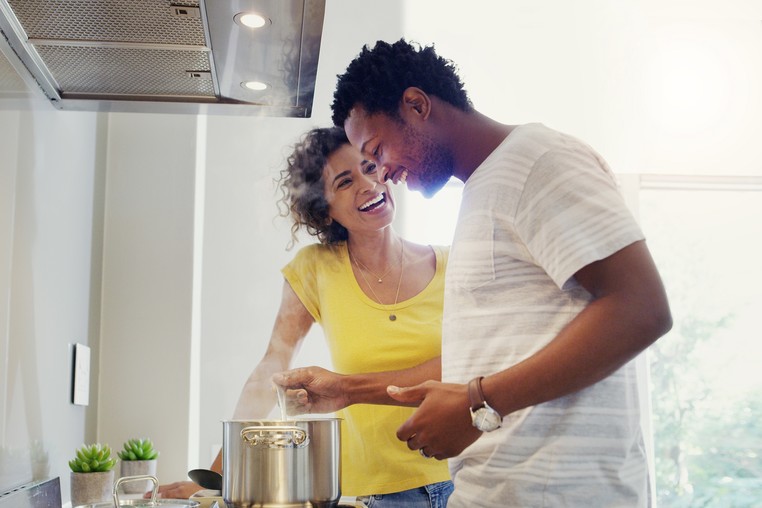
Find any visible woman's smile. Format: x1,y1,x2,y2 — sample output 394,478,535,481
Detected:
358,192,386,212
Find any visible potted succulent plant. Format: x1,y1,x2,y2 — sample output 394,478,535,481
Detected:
117,438,159,494
69,443,117,506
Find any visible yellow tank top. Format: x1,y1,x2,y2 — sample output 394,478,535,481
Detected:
281,242,450,496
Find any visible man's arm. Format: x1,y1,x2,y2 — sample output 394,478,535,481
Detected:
391,240,672,458
485,240,672,416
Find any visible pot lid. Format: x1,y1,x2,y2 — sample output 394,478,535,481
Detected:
117,499,200,508
84,499,200,508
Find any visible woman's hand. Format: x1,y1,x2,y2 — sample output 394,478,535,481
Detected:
144,481,202,500
272,366,350,414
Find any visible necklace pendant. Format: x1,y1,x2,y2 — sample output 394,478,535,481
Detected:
389,314,396,321
377,278,383,283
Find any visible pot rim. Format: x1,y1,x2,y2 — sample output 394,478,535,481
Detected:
222,417,342,422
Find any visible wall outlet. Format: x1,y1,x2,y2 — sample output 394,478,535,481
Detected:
72,343,90,406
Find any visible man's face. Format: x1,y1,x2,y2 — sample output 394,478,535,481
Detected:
344,106,454,198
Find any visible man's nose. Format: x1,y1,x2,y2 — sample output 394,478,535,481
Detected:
376,164,391,184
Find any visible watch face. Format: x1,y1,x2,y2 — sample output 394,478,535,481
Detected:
473,407,502,432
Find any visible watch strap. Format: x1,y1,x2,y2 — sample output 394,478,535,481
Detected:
468,376,486,412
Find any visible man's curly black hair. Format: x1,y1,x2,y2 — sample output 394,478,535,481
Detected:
331,39,472,128
277,127,350,248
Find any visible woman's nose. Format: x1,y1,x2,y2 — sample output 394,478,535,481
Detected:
359,174,377,192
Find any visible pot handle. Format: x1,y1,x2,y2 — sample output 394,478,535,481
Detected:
113,475,159,506
241,425,309,448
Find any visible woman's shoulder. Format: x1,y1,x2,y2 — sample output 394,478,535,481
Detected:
406,241,448,254
430,244,450,265
405,242,449,271
289,242,345,266
431,244,450,255
293,242,340,254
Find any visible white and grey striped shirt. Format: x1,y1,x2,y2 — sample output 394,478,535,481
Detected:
442,123,648,507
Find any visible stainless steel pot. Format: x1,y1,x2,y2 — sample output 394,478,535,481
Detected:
77,475,201,508
222,419,341,508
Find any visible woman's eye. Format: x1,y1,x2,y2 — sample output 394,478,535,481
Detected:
364,163,377,174
337,178,351,189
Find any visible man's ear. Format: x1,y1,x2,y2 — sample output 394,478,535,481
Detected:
400,87,431,121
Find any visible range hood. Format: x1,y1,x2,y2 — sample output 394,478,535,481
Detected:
0,0,326,116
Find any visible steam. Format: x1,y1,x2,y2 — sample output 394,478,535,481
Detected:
274,383,289,421
230,290,311,421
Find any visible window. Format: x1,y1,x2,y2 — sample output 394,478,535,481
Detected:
639,176,762,506
397,179,463,246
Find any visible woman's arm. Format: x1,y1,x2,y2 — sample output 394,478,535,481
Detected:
272,356,442,414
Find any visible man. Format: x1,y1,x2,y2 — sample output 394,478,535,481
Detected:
330,39,672,507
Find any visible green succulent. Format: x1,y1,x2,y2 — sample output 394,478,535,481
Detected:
68,443,117,473
117,438,158,461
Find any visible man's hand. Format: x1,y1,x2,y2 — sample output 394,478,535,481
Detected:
388,380,482,459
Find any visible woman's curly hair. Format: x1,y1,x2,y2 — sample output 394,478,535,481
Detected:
277,127,350,248
331,38,472,127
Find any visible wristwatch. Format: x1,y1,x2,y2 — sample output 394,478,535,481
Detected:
468,376,502,432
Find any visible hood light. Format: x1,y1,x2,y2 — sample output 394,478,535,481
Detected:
242,81,268,91
234,12,270,29
235,12,271,93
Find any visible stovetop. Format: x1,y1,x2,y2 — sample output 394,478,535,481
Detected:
0,477,61,508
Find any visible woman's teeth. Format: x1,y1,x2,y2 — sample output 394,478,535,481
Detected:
359,193,384,211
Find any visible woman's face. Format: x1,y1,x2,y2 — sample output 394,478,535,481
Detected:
322,143,395,235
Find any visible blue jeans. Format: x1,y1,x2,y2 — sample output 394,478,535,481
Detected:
356,480,453,507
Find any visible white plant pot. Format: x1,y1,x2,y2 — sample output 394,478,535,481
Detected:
70,470,115,506
119,460,158,494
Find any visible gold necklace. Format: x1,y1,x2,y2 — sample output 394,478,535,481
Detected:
350,242,404,321
351,246,400,283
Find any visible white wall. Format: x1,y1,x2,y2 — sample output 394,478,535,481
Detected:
96,113,199,484
0,102,104,501
400,0,762,176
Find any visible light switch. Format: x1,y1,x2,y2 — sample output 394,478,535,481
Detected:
72,343,90,406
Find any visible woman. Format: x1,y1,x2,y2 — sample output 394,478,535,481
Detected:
156,127,452,507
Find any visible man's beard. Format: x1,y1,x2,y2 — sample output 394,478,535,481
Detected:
403,123,455,198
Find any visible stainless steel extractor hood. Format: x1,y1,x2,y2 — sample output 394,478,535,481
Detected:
0,0,326,116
